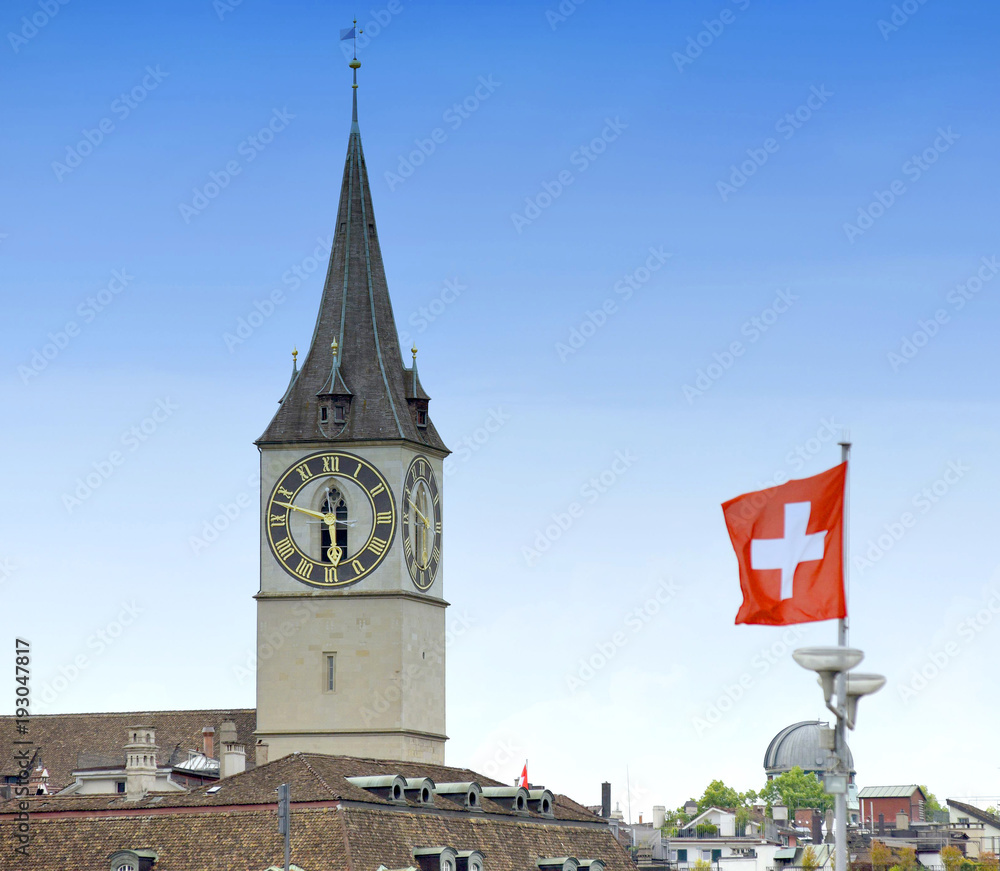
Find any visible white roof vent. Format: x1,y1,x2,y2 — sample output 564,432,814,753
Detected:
481,786,530,814
433,782,483,811
347,774,408,804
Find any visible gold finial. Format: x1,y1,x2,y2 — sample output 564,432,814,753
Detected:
411,343,418,362
332,337,339,357
292,346,298,364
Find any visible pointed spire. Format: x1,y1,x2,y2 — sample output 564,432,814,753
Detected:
258,57,446,452
278,347,299,404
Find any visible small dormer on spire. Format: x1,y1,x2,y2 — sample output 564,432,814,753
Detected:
405,344,431,429
317,336,353,428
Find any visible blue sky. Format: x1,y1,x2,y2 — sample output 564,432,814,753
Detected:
3,0,1000,812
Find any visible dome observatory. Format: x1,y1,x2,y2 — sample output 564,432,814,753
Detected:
764,720,856,784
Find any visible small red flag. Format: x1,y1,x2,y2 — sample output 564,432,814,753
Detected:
517,763,528,788
723,463,847,626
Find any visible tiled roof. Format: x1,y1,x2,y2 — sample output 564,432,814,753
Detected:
257,101,447,452
947,799,1000,830
0,709,256,791
0,753,629,871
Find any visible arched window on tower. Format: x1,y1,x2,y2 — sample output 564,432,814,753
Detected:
320,487,348,563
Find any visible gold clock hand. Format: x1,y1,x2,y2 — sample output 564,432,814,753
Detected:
274,500,327,521
407,497,430,525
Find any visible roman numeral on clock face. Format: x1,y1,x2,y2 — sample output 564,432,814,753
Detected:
295,463,314,482
375,512,392,524
269,514,286,527
322,455,340,472
368,537,388,556
293,558,312,580
275,538,295,560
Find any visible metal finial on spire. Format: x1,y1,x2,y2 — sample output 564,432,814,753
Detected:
411,343,418,362
331,337,339,362
292,347,299,365
340,18,363,124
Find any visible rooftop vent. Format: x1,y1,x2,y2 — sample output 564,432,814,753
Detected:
481,785,530,813
109,848,158,871
347,774,408,804
537,858,579,871
414,846,459,871
457,850,485,871
404,777,436,805
433,782,483,811
527,788,556,818
578,861,606,871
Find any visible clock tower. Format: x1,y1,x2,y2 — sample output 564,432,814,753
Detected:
253,60,448,765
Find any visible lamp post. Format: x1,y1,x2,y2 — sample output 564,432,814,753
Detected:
792,647,885,871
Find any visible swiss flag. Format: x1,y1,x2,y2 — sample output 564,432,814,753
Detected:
722,463,847,626
517,763,528,789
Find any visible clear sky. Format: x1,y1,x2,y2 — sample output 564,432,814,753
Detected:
3,0,999,815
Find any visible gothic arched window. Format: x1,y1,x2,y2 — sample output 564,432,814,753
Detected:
320,487,348,563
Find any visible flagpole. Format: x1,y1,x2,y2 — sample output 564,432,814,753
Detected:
835,436,851,871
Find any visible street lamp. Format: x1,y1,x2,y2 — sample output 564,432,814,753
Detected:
793,645,885,871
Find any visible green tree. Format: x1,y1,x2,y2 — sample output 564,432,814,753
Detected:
898,846,917,871
760,767,833,813
871,840,895,871
941,845,964,871
695,779,757,812
921,787,944,822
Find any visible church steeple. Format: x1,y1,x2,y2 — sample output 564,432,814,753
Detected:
257,61,446,452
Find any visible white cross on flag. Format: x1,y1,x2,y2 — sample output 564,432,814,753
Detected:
722,463,847,625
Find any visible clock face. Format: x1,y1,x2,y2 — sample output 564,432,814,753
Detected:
265,450,396,588
401,455,442,591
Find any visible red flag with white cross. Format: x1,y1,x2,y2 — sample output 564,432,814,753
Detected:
722,463,847,626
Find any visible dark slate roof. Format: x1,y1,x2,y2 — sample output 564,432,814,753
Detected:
0,753,630,871
257,100,446,453
947,799,1000,829
0,709,256,791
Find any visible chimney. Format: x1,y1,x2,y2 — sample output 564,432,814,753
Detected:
219,719,237,745
202,726,215,759
220,742,246,779
653,805,666,828
601,782,611,819
773,805,788,822
28,766,49,796
825,809,834,843
125,726,158,802
639,814,644,825
256,739,269,767
896,813,909,831
812,810,823,843
878,813,885,835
